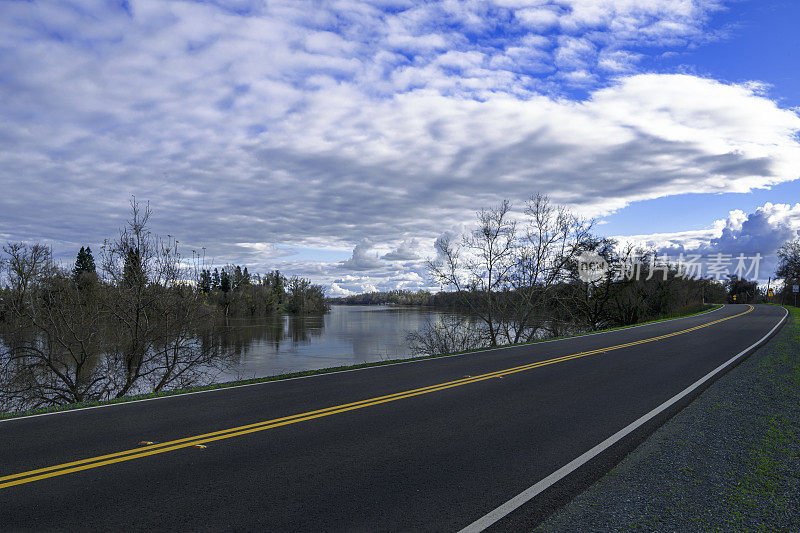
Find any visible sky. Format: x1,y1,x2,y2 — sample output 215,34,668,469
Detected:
1,0,799,294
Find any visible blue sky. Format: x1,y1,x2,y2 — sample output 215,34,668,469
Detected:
601,0,800,237
1,0,799,293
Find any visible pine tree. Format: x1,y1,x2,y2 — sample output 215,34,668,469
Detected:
220,269,231,293
84,247,96,274
212,268,220,290
199,269,212,294
72,247,86,282
72,246,98,283
233,266,243,291
123,247,145,288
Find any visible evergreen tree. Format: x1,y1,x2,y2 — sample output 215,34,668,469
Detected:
72,247,86,282
123,247,145,288
199,269,212,294
72,246,97,283
212,268,220,290
84,247,96,274
220,269,231,293
233,265,243,291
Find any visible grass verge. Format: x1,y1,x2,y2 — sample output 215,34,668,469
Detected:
538,305,799,532
0,303,722,421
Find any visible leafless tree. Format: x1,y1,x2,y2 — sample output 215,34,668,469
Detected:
99,198,222,398
406,315,487,356
501,194,593,343
0,271,112,409
2,242,54,306
0,200,230,412
429,200,516,346
428,195,592,347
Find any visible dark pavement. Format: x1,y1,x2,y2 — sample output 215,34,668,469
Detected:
0,304,787,532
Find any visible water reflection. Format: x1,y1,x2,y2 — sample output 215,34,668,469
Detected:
214,305,466,381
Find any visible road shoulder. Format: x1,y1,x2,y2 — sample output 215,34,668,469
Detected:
537,305,800,532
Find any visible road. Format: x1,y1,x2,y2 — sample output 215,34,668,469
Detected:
0,304,787,531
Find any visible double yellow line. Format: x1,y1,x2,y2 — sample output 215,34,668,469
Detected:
1,305,752,490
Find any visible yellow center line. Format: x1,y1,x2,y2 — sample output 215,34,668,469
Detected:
1,305,753,490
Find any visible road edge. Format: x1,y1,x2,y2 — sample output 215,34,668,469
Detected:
0,304,724,423
459,305,788,533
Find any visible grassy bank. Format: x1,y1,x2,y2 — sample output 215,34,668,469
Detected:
539,305,799,532
0,303,721,421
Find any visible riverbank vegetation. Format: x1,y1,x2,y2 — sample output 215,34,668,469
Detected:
407,194,746,355
0,200,326,412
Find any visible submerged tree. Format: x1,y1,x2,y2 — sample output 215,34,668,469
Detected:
0,199,231,412
2,242,53,307
99,198,225,398
429,200,516,347
428,195,592,346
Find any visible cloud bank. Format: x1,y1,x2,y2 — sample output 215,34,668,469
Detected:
625,202,800,281
1,0,799,292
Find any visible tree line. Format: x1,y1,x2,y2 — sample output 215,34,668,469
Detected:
0,200,326,412
328,290,439,306
408,193,797,356
198,266,327,316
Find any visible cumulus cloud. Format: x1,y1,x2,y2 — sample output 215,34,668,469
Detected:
339,240,385,271
1,0,799,293
381,239,422,261
624,203,800,281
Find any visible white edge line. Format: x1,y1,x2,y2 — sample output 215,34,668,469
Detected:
458,305,788,533
0,305,726,424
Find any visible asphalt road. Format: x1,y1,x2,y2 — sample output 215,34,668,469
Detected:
0,304,787,532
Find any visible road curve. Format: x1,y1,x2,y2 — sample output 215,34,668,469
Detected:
0,304,787,531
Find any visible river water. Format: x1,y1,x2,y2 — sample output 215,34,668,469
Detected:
214,305,468,382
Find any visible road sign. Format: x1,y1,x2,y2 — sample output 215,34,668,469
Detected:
732,294,737,301
794,285,799,293
768,288,774,297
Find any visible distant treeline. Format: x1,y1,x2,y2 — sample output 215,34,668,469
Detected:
328,290,444,306
199,267,328,316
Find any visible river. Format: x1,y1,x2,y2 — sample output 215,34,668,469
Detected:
213,305,469,382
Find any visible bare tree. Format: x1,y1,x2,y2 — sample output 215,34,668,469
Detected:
0,200,230,412
428,195,592,347
502,194,593,343
406,315,487,356
566,237,624,330
0,271,112,408
429,200,516,347
2,242,54,306
100,198,222,398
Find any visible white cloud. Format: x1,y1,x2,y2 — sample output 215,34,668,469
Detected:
1,0,798,294
516,8,561,31
622,203,800,281
381,239,422,261
339,240,386,271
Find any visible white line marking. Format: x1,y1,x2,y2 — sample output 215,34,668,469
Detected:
458,305,787,533
0,305,725,424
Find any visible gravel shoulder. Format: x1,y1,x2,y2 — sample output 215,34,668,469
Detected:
538,305,800,532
